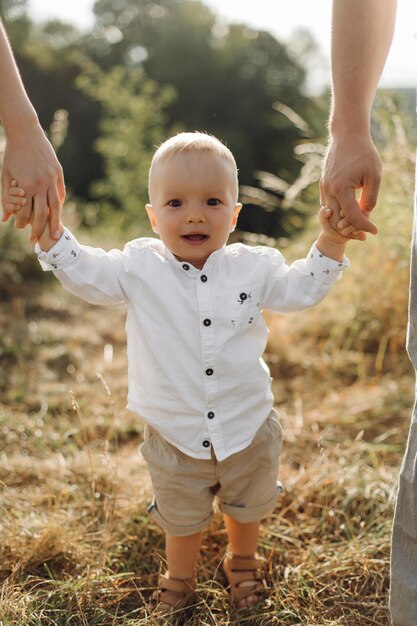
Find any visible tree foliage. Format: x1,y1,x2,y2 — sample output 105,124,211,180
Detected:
76,61,173,228
2,0,333,237
88,0,309,185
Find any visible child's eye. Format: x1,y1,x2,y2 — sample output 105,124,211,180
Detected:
168,199,182,208
207,198,221,206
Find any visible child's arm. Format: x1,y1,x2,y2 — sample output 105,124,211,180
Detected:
261,204,364,314
6,180,128,306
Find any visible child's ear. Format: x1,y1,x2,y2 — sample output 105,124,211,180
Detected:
146,204,159,234
230,203,242,233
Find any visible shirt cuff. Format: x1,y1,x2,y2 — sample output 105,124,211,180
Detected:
306,242,350,283
35,227,81,271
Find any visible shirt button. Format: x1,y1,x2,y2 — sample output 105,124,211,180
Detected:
202,440,210,448
182,263,190,270
200,274,208,282
205,368,214,376
207,411,215,419
203,318,211,326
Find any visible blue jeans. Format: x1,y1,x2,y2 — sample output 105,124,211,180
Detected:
390,160,417,625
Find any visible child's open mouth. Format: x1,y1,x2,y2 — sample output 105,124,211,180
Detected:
182,234,208,243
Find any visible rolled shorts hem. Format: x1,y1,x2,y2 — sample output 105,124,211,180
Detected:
148,501,214,537
219,481,283,523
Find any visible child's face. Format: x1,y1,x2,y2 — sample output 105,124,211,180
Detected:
146,152,242,269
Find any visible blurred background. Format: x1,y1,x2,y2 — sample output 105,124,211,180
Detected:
1,0,416,239
0,3,416,624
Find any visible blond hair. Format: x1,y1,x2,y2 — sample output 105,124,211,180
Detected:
149,131,239,199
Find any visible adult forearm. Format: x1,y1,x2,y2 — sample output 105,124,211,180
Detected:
0,20,39,134
330,0,397,135
0,20,65,242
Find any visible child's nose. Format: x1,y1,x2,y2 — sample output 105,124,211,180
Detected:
186,204,206,222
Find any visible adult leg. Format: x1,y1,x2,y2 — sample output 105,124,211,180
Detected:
390,416,417,626
390,167,417,626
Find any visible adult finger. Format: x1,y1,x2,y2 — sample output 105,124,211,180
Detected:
320,184,358,238
319,181,327,214
47,186,62,240
320,179,342,233
1,170,12,221
359,173,381,215
336,188,378,234
28,192,48,243
326,197,342,232
56,167,66,205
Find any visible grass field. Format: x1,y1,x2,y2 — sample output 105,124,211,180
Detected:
0,114,415,625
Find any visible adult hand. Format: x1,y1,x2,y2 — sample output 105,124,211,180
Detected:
320,132,381,238
1,122,65,242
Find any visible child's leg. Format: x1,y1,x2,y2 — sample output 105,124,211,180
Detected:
224,515,260,556
166,530,203,578
153,531,203,615
224,515,263,609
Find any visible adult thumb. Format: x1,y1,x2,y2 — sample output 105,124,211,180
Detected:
1,171,11,222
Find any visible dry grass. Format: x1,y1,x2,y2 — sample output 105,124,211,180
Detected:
0,117,415,625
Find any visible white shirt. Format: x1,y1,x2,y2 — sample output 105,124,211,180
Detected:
36,230,349,461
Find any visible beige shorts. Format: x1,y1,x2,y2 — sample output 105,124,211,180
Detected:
140,410,283,536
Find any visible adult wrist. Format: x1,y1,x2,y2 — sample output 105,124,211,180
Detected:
328,110,371,138
2,102,39,137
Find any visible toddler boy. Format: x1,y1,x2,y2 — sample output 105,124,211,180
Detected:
7,132,358,619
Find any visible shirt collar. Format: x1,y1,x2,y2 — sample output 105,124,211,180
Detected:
162,244,226,277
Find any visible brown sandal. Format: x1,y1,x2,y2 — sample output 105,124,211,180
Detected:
223,552,268,608
151,573,196,621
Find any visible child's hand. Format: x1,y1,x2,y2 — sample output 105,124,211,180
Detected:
318,206,366,243
336,209,369,239
317,205,368,262
5,179,27,217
